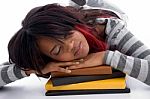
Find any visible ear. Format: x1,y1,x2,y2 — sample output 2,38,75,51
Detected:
69,30,77,34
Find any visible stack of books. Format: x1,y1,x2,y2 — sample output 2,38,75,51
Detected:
45,66,130,96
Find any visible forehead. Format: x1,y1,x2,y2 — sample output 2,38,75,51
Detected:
38,36,56,45
37,36,63,45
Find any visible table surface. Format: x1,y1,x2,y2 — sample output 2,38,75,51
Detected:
0,74,150,99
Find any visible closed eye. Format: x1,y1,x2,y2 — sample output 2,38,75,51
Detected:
53,45,61,55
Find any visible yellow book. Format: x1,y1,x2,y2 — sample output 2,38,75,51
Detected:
45,77,126,91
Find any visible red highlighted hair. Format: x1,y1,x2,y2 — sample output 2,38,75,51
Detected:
75,24,107,53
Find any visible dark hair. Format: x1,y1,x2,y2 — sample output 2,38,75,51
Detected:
8,3,108,75
8,4,84,74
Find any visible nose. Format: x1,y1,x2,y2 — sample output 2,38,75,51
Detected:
66,40,74,52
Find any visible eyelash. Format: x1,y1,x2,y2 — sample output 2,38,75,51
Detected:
55,46,61,55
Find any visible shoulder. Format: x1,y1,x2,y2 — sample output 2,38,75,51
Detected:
97,18,127,36
95,17,126,33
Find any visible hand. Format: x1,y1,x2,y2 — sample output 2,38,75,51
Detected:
41,61,80,74
25,60,83,76
68,51,106,70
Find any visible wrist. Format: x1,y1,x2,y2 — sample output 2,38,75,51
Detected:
101,51,106,64
103,50,114,65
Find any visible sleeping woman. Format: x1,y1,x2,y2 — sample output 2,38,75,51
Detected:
1,0,150,87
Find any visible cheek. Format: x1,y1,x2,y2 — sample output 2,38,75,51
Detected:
57,53,74,61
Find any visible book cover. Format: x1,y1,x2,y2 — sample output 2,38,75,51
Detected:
46,77,126,90
51,71,125,86
45,88,130,96
51,66,112,77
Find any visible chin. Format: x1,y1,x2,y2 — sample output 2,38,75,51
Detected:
82,44,89,57
78,48,89,59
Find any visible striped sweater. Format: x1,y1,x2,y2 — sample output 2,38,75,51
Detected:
1,18,150,87
103,18,150,85
0,63,27,87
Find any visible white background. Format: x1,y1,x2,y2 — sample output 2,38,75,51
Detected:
0,0,150,62
0,0,69,63
1,0,150,99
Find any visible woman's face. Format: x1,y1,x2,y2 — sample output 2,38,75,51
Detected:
37,30,89,61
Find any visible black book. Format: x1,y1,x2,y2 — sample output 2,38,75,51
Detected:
45,88,130,96
51,71,125,86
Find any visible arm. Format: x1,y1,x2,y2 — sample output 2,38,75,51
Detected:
104,18,150,59
102,18,150,85
0,62,27,87
69,0,128,22
104,50,150,85
0,60,80,87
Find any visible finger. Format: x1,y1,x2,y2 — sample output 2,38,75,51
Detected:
57,67,71,73
73,58,84,62
58,61,80,67
68,64,84,70
79,59,84,63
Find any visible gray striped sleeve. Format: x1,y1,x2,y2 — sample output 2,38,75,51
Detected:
144,61,150,85
0,64,27,87
106,18,150,59
104,18,150,85
103,50,150,85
